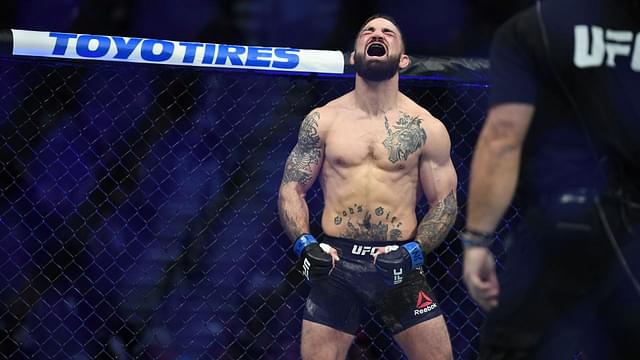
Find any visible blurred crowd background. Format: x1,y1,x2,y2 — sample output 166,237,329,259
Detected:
1,0,533,57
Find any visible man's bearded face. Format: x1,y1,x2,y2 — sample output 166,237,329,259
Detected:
353,43,402,82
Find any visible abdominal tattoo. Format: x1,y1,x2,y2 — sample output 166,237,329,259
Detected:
334,205,403,241
281,112,322,186
382,112,427,163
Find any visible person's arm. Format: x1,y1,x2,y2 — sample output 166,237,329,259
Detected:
463,104,533,311
468,8,538,230
463,8,540,311
416,119,458,253
278,111,324,241
279,110,339,281
466,104,533,234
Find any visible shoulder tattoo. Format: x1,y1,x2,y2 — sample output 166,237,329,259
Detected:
282,112,322,185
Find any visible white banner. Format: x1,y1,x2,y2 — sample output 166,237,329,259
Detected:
11,29,345,74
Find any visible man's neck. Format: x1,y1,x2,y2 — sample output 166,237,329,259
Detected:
353,74,400,115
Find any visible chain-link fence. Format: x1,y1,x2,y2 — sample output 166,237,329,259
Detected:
0,55,512,359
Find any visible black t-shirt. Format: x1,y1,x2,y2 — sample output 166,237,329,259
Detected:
490,0,640,202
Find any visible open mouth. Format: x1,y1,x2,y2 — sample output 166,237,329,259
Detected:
366,43,387,57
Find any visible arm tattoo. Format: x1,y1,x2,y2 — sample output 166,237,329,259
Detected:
382,112,427,163
416,191,458,253
282,112,322,185
279,208,305,241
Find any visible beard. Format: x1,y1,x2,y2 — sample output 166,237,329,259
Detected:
353,50,401,82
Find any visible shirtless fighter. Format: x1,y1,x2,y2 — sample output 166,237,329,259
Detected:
278,14,457,360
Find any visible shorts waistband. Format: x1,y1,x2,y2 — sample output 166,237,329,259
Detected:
320,235,414,258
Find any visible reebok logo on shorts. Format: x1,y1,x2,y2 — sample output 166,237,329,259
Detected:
416,291,433,308
414,290,437,315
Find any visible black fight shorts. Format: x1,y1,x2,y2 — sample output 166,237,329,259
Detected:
303,236,442,335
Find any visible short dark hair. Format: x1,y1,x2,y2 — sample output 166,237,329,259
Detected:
356,14,405,52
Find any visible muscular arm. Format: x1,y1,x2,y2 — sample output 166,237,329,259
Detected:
465,104,533,234
416,120,458,253
278,111,324,241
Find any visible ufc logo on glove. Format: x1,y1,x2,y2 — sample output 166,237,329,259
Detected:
302,258,311,280
393,268,404,285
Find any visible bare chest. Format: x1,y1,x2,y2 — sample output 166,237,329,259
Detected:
325,114,427,169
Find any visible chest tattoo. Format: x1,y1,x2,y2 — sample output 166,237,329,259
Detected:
382,113,427,163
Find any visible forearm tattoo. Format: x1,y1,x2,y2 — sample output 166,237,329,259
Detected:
382,112,427,163
279,206,305,241
281,112,322,185
335,204,403,241
416,191,458,253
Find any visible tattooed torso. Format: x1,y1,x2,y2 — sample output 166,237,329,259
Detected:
315,94,438,241
279,91,457,243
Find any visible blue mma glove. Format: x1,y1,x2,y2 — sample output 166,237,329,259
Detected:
293,234,337,282
373,242,424,285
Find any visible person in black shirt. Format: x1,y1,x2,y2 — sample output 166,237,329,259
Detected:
462,0,640,358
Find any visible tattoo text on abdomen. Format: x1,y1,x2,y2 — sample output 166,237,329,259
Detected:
334,204,403,241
